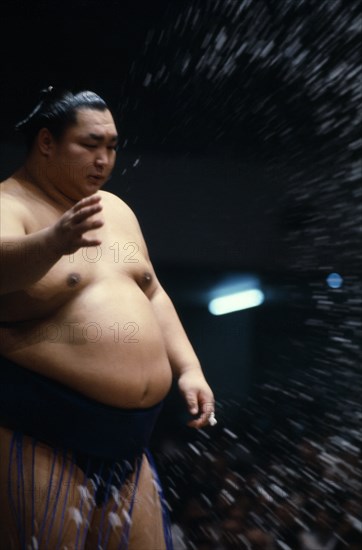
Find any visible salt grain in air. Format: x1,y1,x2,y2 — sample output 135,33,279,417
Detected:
122,509,132,525
111,485,121,506
187,443,201,455
68,507,83,527
108,512,122,530
77,484,92,503
223,428,238,439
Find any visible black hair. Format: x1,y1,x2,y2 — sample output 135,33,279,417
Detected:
15,86,109,151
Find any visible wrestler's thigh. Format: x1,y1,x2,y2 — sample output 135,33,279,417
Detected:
86,454,166,550
128,454,166,550
0,425,96,550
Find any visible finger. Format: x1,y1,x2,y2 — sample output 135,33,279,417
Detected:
75,219,104,236
187,410,216,429
200,398,215,418
73,204,103,224
187,396,215,429
80,237,102,247
73,194,101,212
187,414,211,429
75,220,104,241
183,391,199,415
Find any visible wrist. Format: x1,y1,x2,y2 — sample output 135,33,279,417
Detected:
177,364,203,378
42,226,64,259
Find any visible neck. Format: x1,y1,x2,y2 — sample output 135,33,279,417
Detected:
19,160,76,209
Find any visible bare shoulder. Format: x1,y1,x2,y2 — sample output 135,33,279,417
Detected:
0,178,28,235
0,177,28,211
99,189,149,256
99,190,141,226
1,176,19,197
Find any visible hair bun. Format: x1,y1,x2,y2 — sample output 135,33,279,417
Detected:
39,85,55,100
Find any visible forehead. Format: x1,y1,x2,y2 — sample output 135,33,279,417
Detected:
70,108,117,138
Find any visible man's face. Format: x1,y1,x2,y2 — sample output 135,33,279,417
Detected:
45,108,118,200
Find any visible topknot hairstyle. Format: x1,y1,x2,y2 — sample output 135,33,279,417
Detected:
15,86,108,151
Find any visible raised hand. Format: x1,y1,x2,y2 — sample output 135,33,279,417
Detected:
49,194,104,255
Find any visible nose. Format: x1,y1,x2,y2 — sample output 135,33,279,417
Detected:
95,150,108,167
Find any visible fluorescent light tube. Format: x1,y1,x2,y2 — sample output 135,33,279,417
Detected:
208,289,264,315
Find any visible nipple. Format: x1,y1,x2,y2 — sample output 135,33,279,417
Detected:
67,272,81,287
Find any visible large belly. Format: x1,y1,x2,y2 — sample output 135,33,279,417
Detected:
0,279,172,408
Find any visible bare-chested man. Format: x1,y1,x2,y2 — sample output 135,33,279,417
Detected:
0,87,215,549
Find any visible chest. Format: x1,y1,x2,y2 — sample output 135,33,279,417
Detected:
24,202,153,299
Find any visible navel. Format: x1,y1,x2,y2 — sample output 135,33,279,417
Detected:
67,272,81,287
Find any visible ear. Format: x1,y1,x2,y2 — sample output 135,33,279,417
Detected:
37,128,55,156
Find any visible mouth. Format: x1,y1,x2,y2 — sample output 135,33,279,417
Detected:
88,175,104,182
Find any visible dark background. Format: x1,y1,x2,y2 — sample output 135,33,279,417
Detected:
0,0,361,543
